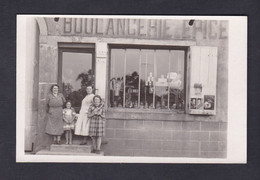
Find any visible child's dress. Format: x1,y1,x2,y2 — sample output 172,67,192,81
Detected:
63,108,76,130
88,102,105,137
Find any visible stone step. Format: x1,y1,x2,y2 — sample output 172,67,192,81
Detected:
50,144,92,153
58,135,108,145
36,149,104,156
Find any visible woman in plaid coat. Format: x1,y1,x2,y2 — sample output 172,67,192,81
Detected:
88,95,105,154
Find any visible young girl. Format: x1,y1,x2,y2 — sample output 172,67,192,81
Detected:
88,95,105,154
63,101,76,145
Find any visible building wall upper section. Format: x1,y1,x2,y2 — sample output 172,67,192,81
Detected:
44,17,228,42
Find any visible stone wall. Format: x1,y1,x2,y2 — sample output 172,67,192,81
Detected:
104,119,227,158
22,17,40,151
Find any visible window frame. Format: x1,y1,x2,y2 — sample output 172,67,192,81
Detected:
58,42,96,93
107,44,189,114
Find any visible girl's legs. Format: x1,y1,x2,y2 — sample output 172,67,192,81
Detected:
65,131,69,144
69,130,72,144
96,137,102,151
91,136,96,152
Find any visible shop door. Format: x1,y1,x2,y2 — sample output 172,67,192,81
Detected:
58,44,95,113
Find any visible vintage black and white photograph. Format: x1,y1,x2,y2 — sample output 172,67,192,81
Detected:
16,15,247,163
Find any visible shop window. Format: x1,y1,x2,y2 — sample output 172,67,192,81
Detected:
109,47,185,111
58,44,95,113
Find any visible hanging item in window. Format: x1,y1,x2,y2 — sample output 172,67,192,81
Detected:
145,72,154,109
125,71,139,108
190,98,197,109
196,98,204,110
204,95,215,110
194,83,202,95
111,77,123,107
167,72,182,88
146,72,154,94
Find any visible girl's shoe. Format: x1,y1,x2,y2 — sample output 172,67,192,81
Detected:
91,149,96,153
95,150,101,154
65,142,69,145
57,141,61,145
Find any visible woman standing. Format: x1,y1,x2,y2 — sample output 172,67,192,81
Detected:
88,95,105,154
45,84,66,144
74,85,95,145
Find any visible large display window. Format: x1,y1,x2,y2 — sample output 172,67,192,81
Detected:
109,46,186,112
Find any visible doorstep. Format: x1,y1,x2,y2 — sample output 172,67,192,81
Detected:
36,149,104,156
36,144,104,156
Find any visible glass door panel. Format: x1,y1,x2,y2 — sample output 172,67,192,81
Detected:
61,52,94,113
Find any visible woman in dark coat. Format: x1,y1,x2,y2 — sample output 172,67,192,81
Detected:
45,84,66,144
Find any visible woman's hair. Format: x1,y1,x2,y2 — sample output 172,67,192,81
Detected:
50,84,59,92
93,95,102,102
86,85,94,91
86,85,93,88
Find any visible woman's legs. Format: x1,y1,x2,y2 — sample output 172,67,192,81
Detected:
57,135,61,144
53,136,57,144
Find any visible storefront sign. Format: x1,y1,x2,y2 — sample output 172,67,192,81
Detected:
61,18,228,40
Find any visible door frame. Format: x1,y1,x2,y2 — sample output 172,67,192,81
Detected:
58,42,96,93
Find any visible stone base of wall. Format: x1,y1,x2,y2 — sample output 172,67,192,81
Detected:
103,119,227,158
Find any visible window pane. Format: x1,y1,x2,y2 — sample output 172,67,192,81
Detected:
110,49,125,108
169,50,185,109
125,49,139,108
141,50,154,108
62,52,93,113
155,50,169,109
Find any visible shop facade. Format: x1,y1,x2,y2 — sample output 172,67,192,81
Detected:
24,17,228,158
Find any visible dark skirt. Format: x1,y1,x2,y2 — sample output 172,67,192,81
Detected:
45,107,64,135
89,115,105,137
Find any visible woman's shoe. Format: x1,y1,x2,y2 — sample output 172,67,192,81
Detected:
57,141,61,145
91,149,96,153
80,142,87,145
95,150,101,154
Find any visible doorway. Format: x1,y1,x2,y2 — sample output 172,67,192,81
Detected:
58,43,95,113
